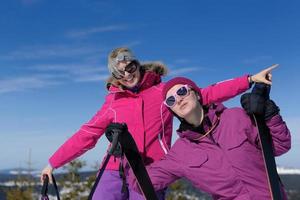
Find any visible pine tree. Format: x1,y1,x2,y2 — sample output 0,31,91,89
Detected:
166,179,189,200
5,149,36,200
166,179,210,200
4,169,34,200
59,159,98,200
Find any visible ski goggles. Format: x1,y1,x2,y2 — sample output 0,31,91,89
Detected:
112,61,139,80
164,85,191,108
115,51,135,63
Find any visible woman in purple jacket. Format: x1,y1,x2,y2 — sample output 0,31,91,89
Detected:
129,77,291,199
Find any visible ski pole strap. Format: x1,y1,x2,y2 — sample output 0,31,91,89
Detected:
119,161,129,194
41,174,60,200
88,154,112,200
52,174,61,200
88,129,123,200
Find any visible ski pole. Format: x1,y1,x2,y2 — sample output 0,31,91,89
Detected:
252,83,283,200
88,129,121,200
254,115,283,200
119,128,159,200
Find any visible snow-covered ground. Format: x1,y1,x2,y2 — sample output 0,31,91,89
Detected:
1,166,300,175
277,167,300,175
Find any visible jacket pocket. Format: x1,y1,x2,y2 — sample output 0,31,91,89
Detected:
185,151,208,168
226,131,248,150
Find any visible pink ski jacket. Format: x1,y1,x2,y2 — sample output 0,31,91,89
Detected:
129,104,291,199
49,62,251,171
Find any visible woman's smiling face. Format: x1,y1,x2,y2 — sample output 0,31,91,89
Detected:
115,61,141,88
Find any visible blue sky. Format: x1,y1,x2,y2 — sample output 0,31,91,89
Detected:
0,0,299,171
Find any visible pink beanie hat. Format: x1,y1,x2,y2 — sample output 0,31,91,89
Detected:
162,77,202,102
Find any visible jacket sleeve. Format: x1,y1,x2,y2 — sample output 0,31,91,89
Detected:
49,95,113,169
265,115,291,156
200,75,250,105
128,151,181,193
242,110,291,157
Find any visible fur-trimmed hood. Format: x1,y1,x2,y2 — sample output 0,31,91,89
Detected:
106,61,168,90
141,61,168,76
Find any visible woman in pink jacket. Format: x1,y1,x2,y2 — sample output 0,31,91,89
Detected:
129,77,291,199
41,47,276,200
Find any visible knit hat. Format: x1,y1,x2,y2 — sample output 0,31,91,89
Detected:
162,77,202,101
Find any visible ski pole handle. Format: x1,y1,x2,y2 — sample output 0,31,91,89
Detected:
108,129,121,155
41,174,49,199
40,174,60,200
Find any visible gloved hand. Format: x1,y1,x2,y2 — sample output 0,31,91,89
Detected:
240,93,266,115
105,123,128,157
241,83,279,121
105,123,128,142
251,82,270,100
264,99,280,121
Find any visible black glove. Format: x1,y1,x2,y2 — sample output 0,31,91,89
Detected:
251,82,270,100
264,99,280,121
241,83,268,116
241,83,279,120
105,123,128,142
240,93,266,115
105,123,128,156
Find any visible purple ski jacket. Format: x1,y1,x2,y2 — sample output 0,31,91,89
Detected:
129,104,291,200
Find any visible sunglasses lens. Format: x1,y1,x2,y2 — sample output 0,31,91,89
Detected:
126,62,138,73
113,61,138,80
165,96,176,107
177,86,188,96
112,72,123,80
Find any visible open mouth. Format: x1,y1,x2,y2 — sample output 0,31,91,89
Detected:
124,75,134,82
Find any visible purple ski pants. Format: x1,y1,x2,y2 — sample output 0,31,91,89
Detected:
91,170,165,200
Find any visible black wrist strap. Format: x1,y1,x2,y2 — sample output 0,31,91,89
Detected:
41,174,60,200
52,174,60,200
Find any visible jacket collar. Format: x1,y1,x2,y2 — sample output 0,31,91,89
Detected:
177,103,226,141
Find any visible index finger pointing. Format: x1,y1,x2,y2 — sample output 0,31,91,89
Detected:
265,64,279,72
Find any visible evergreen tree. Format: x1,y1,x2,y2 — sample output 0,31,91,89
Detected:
59,159,97,200
166,179,189,200
166,179,211,200
4,169,34,200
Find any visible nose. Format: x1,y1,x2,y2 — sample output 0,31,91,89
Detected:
176,95,184,105
124,71,132,78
